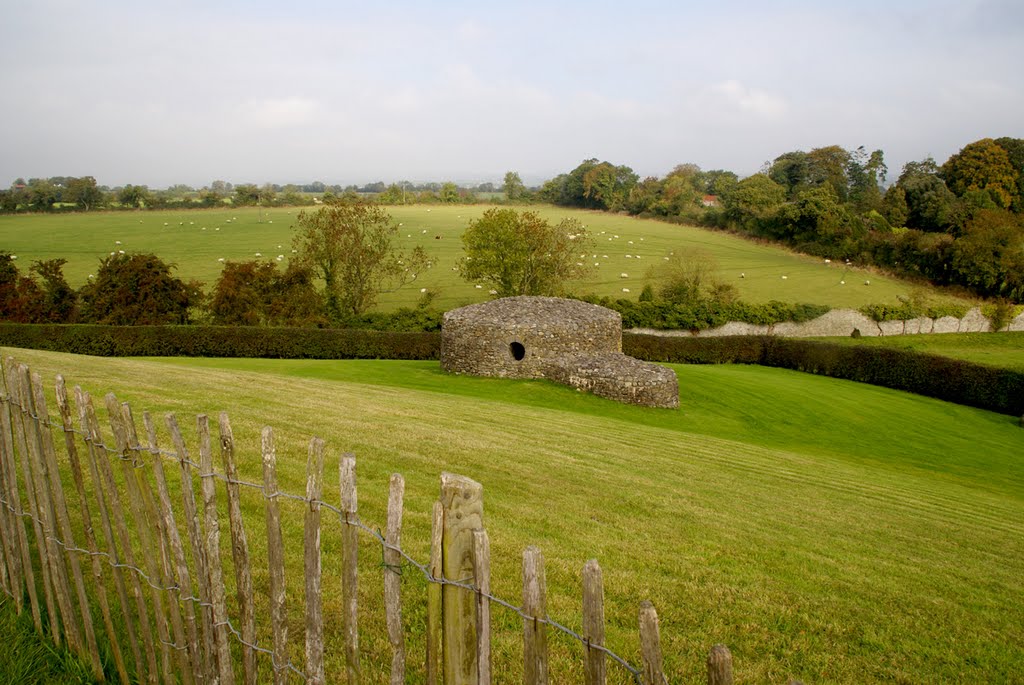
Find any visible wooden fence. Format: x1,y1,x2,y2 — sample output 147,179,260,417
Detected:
0,356,784,684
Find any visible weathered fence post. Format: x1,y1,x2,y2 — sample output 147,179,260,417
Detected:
145,411,202,685
426,500,443,685
473,529,491,685
73,387,131,685
707,644,733,685
197,414,235,685
385,473,406,685
33,373,100,678
440,473,484,685
167,412,217,683
304,437,325,685
262,426,290,685
582,559,606,685
339,453,360,684
219,412,257,685
638,601,667,685
82,391,146,676
522,546,549,685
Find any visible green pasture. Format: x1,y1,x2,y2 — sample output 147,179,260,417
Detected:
4,348,1021,683
827,331,1024,372
0,206,974,312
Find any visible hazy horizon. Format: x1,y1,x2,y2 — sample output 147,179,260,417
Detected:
2,0,1022,189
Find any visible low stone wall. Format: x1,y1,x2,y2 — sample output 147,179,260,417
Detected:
541,353,679,409
631,308,1024,339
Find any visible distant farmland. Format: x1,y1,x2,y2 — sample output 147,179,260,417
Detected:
0,205,974,312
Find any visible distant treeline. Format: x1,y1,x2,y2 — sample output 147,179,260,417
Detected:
4,137,1023,302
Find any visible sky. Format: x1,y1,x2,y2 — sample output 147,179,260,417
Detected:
2,0,1023,189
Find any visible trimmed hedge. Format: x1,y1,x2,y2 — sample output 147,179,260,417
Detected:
625,333,1024,417
1,323,1019,417
0,324,441,360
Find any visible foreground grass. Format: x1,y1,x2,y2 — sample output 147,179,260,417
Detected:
0,205,970,311
825,331,1024,372
0,597,97,684
2,348,1022,683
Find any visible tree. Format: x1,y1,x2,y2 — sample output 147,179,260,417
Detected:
652,248,719,306
896,158,956,231
440,182,460,204
950,209,1024,300
458,208,592,297
0,253,43,322
581,162,638,211
118,184,151,209
233,184,261,206
503,171,525,202
940,138,1018,209
64,176,106,211
30,258,77,322
292,200,430,319
847,147,887,211
720,174,786,228
209,260,324,326
993,137,1024,212
26,178,58,211
79,253,200,324
805,145,852,202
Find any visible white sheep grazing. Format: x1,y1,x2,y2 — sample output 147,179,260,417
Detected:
620,273,628,278
622,288,630,293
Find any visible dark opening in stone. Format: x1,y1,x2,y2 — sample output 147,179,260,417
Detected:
510,341,526,361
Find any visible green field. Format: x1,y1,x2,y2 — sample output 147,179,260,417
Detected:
827,331,1024,372
3,347,1021,683
0,206,974,312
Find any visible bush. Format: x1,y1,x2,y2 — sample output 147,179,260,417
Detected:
0,324,440,360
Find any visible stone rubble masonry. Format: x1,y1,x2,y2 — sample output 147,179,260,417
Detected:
632,308,1024,338
441,296,679,409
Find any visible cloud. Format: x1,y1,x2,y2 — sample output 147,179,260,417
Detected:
708,80,788,119
241,97,322,130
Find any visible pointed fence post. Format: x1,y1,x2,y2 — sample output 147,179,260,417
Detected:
384,473,406,685
304,437,325,685
440,473,483,685
339,453,360,684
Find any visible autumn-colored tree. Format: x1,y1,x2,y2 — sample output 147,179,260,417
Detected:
940,138,1018,209
79,253,200,325
209,260,324,326
459,208,592,297
950,209,1024,300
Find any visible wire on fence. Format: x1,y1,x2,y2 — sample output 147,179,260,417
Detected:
0,392,646,684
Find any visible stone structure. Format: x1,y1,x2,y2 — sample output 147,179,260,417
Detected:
441,296,679,408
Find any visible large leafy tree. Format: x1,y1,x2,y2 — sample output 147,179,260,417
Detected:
79,253,200,324
941,138,1018,209
64,176,106,211
458,208,592,297
117,184,151,209
896,158,956,231
209,260,324,326
950,209,1024,300
503,171,525,202
292,200,430,319
720,173,786,227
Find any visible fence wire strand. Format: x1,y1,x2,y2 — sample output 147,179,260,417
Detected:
0,390,646,684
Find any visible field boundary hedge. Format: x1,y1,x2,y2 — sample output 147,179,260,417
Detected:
623,333,1024,416
0,324,1019,416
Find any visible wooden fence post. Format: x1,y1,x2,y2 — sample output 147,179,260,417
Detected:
304,437,325,685
473,529,491,685
73,387,132,685
440,473,483,685
262,426,290,685
7,361,59,640
522,546,548,685
107,395,171,685
219,412,256,685
0,362,35,625
426,500,443,685
137,411,194,685
582,559,606,685
167,412,217,684
385,473,406,685
707,644,733,685
638,601,666,685
33,372,100,678
197,415,235,685
145,411,202,685
0,371,21,606
339,453,360,684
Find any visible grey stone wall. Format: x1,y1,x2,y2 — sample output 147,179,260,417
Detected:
631,308,1024,339
441,296,678,408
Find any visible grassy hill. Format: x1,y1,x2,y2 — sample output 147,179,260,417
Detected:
0,205,975,312
827,331,1024,372
4,347,1020,683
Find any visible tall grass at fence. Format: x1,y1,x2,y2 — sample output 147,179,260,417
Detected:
1,347,1022,683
